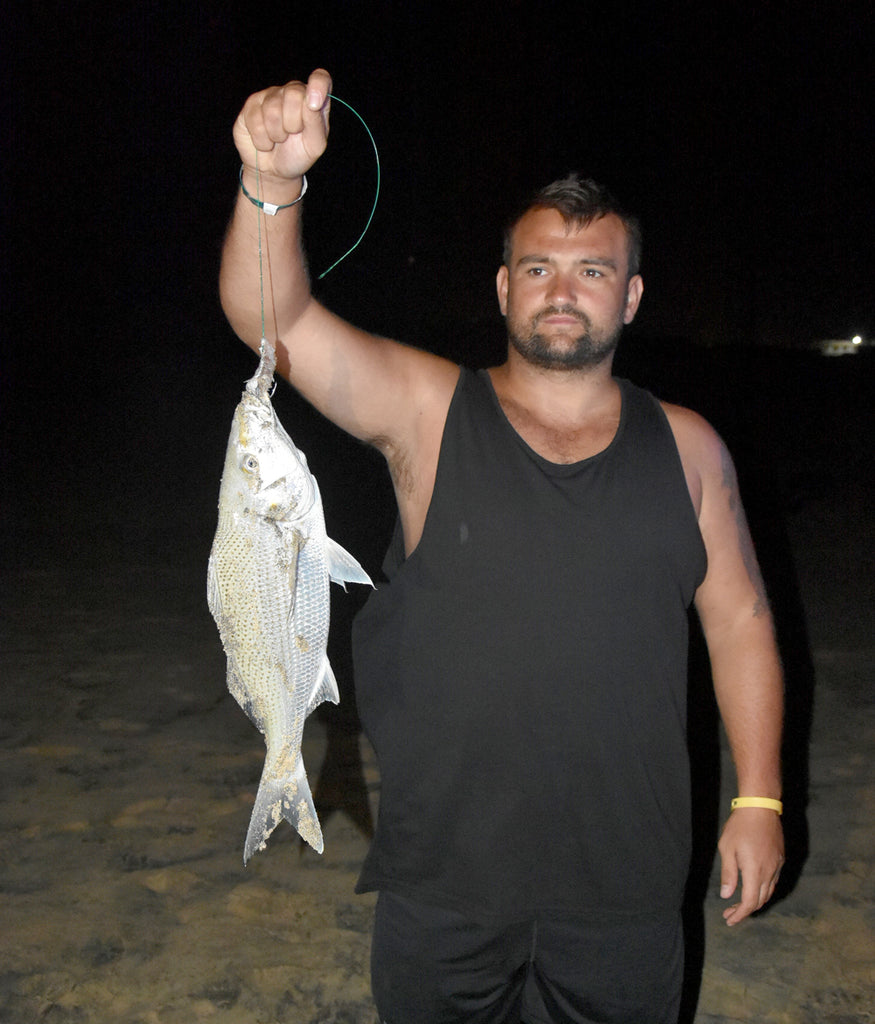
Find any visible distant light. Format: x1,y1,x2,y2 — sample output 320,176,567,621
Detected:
819,337,863,356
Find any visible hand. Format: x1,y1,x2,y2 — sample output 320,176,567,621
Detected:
233,69,332,185
717,807,785,926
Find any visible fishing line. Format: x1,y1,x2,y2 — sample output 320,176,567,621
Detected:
254,149,267,342
252,92,381,323
252,155,278,395
317,93,381,279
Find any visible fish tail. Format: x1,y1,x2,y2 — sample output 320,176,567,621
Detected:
243,755,324,863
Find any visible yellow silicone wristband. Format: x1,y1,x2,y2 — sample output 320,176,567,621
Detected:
731,797,783,815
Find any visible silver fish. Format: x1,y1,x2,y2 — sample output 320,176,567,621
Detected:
207,339,373,860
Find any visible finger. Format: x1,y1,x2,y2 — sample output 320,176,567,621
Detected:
760,861,783,906
719,854,738,902
739,867,763,917
299,69,332,156
241,85,292,151
722,902,742,925
719,846,745,926
724,856,784,925
725,871,767,926
751,858,782,914
305,68,333,115
263,83,302,143
722,893,755,926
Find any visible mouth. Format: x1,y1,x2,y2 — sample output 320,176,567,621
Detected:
536,307,588,328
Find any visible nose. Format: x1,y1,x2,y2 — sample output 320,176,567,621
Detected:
546,270,576,306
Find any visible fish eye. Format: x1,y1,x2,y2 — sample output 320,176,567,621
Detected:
241,454,259,474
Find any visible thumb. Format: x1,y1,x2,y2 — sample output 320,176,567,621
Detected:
301,69,332,149
720,852,738,899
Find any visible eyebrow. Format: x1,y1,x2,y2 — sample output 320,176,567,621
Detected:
516,254,619,271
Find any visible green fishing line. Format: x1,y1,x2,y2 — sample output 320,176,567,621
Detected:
252,92,380,330
318,93,381,279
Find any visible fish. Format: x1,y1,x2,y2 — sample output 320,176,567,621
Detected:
207,338,373,860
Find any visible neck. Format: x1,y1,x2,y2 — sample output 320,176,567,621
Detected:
492,348,619,423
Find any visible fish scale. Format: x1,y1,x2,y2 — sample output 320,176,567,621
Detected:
208,339,373,860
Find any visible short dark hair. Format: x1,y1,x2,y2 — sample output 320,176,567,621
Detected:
502,174,642,278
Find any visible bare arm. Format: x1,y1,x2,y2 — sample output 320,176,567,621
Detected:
667,406,785,925
219,71,458,460
219,71,459,550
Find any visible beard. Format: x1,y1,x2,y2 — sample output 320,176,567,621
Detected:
507,305,623,371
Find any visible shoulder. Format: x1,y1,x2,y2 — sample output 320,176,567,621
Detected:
658,400,734,519
660,400,764,612
659,400,723,455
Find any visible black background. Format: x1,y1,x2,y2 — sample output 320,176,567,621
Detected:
4,1,872,567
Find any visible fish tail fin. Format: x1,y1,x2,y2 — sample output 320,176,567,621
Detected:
244,755,323,863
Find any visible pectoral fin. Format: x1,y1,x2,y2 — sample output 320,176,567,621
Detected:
324,536,374,590
206,550,224,621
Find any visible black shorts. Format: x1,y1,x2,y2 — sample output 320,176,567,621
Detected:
371,892,683,1024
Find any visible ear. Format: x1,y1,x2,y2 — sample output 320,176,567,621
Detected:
623,274,643,324
496,265,509,316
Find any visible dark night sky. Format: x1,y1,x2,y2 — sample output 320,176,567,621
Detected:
7,3,872,341
2,1,872,563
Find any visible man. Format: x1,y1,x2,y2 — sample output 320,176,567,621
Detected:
220,69,784,1024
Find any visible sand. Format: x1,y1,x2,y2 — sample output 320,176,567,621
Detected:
2,351,873,1023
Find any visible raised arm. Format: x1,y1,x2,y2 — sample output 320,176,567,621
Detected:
667,405,785,926
221,71,331,351
219,70,458,461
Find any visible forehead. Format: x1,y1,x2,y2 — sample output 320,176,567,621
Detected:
508,208,631,270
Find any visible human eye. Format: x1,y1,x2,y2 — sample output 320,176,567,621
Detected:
582,267,604,279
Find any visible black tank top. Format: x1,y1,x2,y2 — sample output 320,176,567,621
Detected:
352,369,707,919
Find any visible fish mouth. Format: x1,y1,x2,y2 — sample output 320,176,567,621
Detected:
241,390,275,424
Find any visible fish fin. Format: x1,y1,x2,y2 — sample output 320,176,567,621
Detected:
324,536,375,590
308,655,340,713
206,551,224,621
283,530,302,628
244,755,323,862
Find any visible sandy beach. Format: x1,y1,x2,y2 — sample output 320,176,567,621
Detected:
2,343,873,1023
